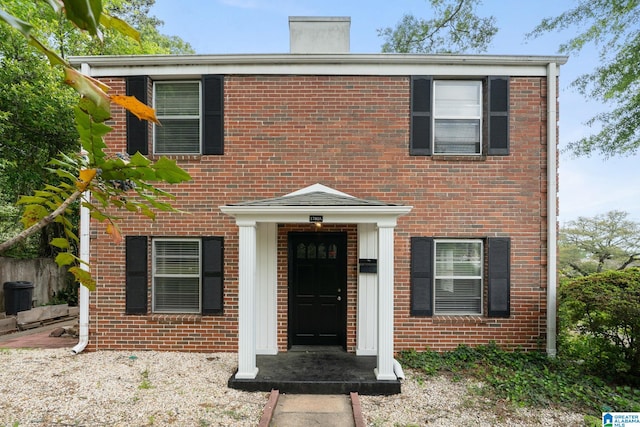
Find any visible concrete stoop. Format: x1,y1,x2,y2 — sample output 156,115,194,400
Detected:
259,390,366,427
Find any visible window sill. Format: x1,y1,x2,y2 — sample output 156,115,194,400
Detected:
431,155,487,161
432,315,488,325
150,314,203,324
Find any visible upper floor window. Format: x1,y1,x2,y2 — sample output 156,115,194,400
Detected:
433,81,482,155
154,81,201,154
125,75,224,156
410,76,509,156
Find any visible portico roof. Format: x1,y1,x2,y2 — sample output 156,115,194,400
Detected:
219,184,412,224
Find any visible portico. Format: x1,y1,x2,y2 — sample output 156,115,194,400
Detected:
220,184,412,382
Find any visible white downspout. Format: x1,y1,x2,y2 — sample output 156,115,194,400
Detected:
72,62,91,355
546,62,558,357
71,192,90,354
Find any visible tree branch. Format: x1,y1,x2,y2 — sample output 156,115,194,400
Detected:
0,189,82,254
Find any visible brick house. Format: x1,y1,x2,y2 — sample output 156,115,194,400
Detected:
70,17,567,382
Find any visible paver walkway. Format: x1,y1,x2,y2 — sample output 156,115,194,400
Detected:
0,320,77,349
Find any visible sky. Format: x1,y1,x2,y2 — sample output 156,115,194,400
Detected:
150,0,640,224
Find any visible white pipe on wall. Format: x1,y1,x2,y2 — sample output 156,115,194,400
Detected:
546,62,558,357
72,62,91,355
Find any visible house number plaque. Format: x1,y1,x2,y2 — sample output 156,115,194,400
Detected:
309,215,323,223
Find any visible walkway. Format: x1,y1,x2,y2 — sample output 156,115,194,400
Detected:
0,320,78,349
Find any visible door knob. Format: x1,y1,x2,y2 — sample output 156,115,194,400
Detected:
337,296,342,301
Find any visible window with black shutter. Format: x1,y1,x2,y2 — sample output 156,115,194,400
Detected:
152,75,224,155
410,236,511,317
125,236,224,315
410,76,510,156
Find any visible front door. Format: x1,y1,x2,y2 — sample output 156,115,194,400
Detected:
289,232,347,348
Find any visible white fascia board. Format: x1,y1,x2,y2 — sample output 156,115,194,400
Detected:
69,54,568,78
219,205,413,224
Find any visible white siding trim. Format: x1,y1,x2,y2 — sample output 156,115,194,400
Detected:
256,223,278,355
357,224,378,356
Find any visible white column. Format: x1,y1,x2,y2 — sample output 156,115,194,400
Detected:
235,220,259,379
375,223,397,380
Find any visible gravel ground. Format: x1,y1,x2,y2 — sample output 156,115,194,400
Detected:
0,348,585,426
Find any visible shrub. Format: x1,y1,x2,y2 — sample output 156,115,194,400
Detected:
559,267,640,383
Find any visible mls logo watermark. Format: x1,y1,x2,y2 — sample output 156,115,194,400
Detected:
603,412,640,427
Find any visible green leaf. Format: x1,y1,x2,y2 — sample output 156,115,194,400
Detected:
55,252,76,267
0,9,33,38
17,196,48,205
50,238,70,249
65,67,111,114
62,0,103,37
69,266,96,291
100,13,140,43
153,157,192,183
129,152,152,167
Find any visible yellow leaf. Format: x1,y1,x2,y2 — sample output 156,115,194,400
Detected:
111,95,160,124
106,221,122,243
75,168,97,191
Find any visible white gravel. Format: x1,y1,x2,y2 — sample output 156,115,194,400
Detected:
0,348,585,426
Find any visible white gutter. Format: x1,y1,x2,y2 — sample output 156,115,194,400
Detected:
71,192,90,354
72,63,92,355
546,62,558,357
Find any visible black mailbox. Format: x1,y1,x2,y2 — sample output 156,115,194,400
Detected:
359,259,377,273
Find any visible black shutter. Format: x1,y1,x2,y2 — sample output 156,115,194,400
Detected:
126,76,149,155
125,236,148,314
488,76,509,155
410,76,432,156
202,237,224,315
411,237,433,316
202,75,224,155
487,237,510,317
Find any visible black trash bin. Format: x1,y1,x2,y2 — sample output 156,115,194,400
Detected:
3,281,35,315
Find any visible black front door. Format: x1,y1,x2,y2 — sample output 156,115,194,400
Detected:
289,232,347,347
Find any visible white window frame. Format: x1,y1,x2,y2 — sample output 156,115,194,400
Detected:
153,80,202,155
433,80,483,155
434,239,483,315
152,238,202,314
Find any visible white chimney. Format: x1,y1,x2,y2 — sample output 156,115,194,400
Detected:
289,16,351,54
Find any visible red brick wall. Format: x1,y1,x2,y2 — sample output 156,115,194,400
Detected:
88,75,551,353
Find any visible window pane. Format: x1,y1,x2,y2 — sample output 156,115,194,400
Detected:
155,277,200,312
435,278,482,313
153,240,200,313
434,81,481,117
434,241,482,315
434,119,480,154
156,82,199,116
155,119,200,154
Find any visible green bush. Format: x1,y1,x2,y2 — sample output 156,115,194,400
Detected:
559,267,640,383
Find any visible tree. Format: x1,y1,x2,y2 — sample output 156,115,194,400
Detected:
0,1,191,289
559,210,640,277
377,0,498,53
528,0,640,158
0,0,194,258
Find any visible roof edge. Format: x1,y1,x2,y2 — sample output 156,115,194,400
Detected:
68,53,569,68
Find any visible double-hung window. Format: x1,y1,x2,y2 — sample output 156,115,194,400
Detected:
433,81,482,155
410,76,509,156
410,237,510,318
152,238,201,313
434,240,483,315
154,81,201,154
